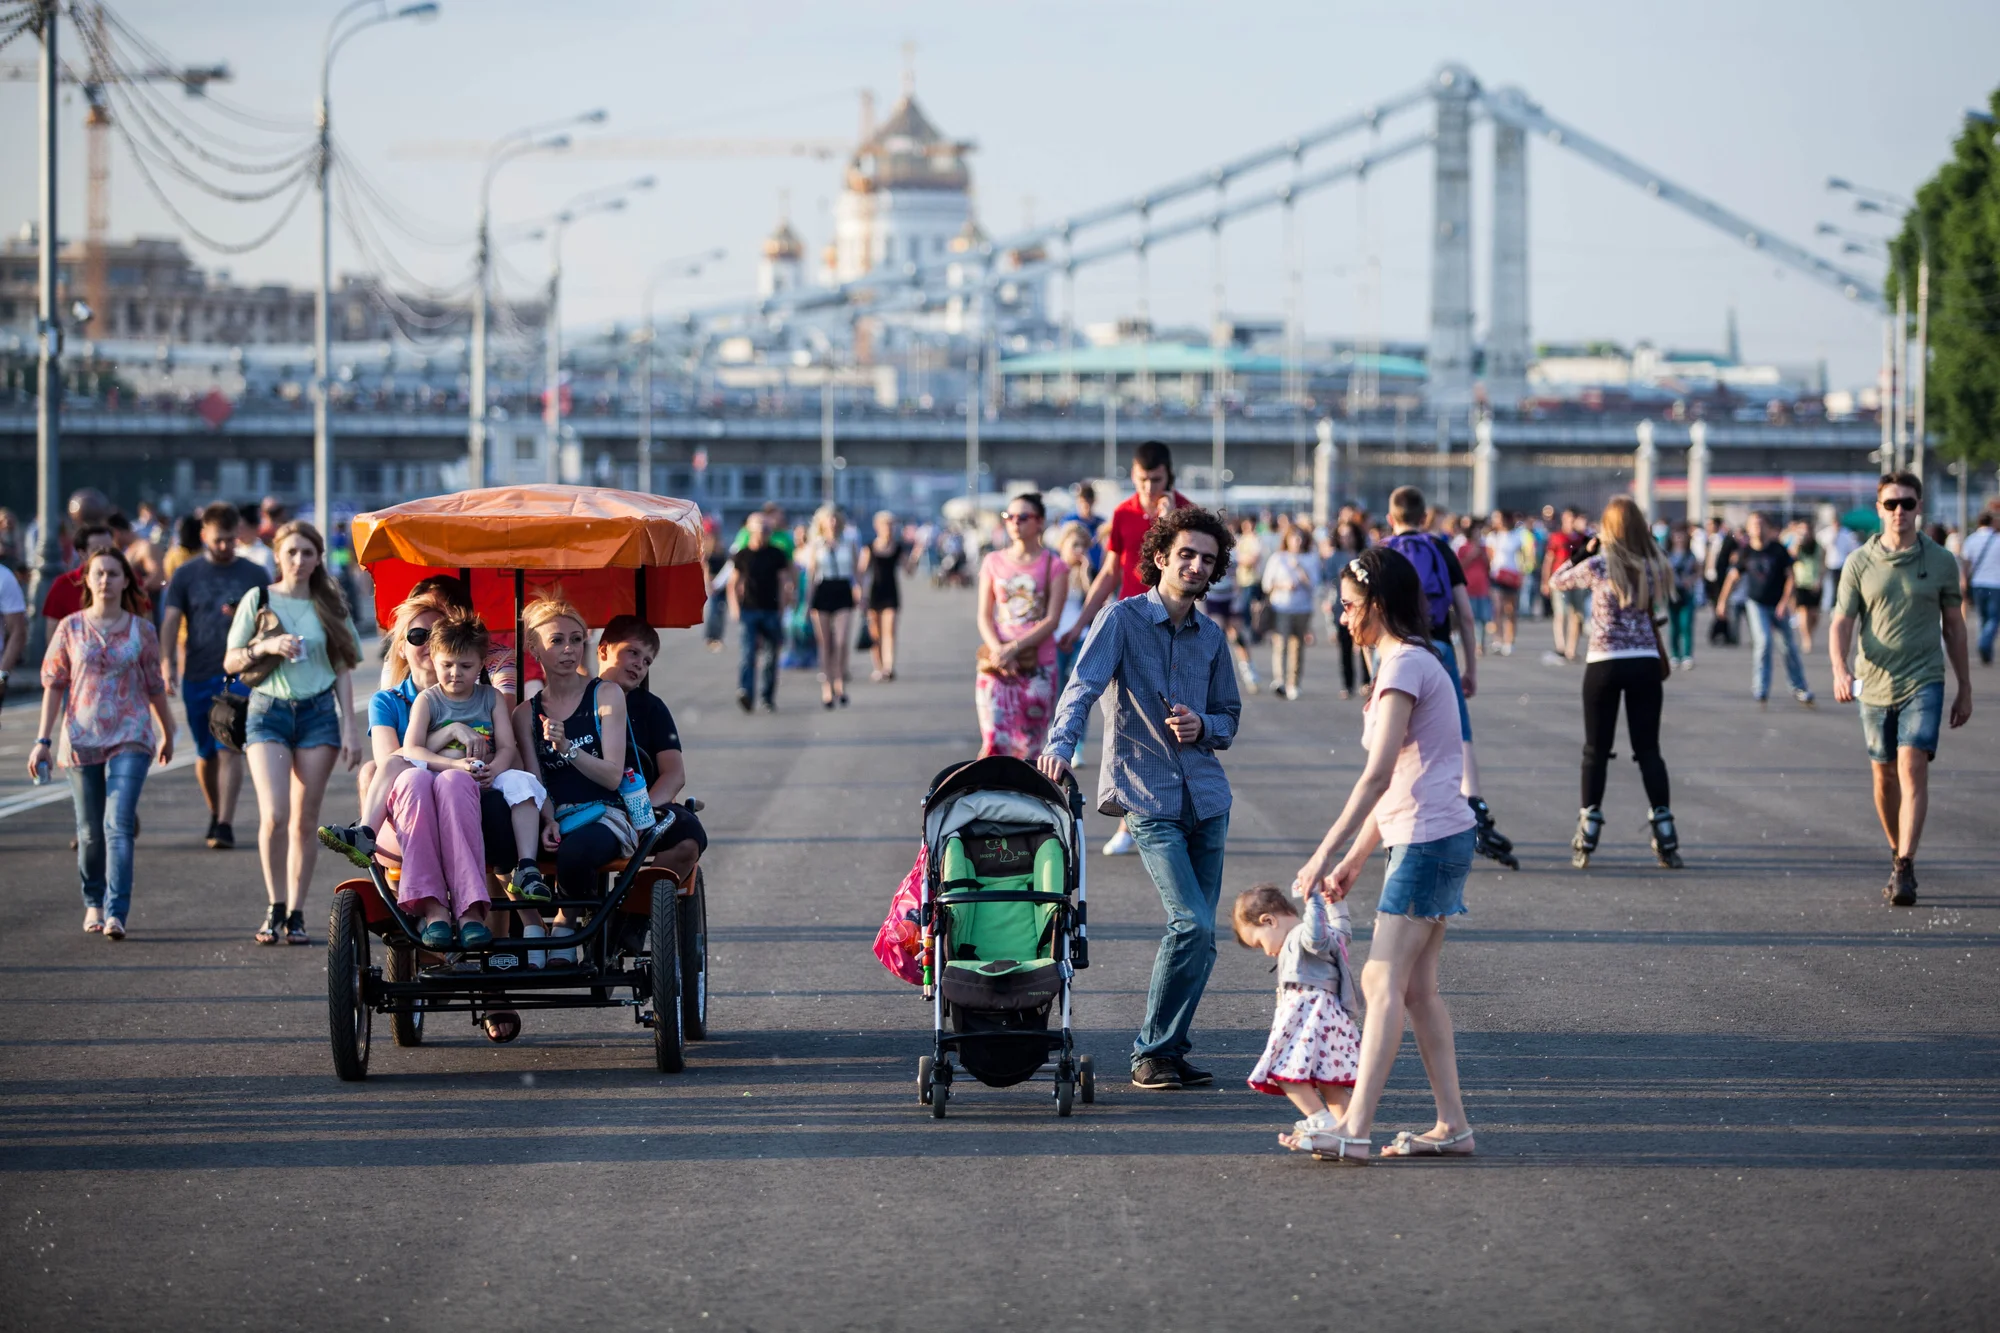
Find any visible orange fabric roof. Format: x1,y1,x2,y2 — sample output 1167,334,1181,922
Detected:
350,485,704,571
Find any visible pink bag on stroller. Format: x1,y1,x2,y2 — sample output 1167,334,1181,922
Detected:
873,843,927,985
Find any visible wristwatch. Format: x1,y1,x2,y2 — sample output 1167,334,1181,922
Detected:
561,738,583,762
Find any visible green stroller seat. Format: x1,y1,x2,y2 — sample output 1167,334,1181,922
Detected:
937,827,1066,1012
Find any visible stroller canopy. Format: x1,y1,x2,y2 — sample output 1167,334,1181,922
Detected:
923,756,1075,863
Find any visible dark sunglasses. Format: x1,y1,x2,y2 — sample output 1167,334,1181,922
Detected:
405,625,432,646
1879,496,1919,512
1004,511,1039,523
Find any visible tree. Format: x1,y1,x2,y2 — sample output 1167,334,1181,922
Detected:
1889,86,2000,471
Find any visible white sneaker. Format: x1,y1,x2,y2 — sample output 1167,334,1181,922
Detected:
1102,826,1138,857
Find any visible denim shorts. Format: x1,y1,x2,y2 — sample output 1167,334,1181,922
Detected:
1858,680,1944,764
1468,594,1493,625
245,689,341,750
1377,828,1475,920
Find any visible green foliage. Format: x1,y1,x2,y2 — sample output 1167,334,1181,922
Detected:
1890,87,2000,467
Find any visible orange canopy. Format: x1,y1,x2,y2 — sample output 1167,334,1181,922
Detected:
351,485,708,632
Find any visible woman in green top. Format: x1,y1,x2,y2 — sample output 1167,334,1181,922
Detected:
225,520,362,945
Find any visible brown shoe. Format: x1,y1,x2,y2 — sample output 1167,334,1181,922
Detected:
1885,857,1917,907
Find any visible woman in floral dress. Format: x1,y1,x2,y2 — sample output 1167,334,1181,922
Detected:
29,547,175,940
974,493,1065,759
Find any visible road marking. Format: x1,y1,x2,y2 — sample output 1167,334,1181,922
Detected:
0,727,197,822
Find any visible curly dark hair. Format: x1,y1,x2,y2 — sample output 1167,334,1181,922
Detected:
1136,505,1235,592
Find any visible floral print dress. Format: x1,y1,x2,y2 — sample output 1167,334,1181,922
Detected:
975,547,1060,760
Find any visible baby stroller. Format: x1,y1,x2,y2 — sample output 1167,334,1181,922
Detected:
916,755,1093,1117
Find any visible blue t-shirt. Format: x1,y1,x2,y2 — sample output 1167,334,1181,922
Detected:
369,677,419,740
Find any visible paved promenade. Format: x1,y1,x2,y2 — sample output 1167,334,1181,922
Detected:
2,584,1995,1330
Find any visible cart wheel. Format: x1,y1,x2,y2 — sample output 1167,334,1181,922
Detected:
1078,1054,1095,1105
930,1064,950,1119
917,1055,934,1106
327,890,372,1081
385,942,423,1047
678,868,708,1041
650,868,685,1073
1056,1068,1075,1118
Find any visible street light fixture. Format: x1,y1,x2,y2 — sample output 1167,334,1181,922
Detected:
541,177,656,484
316,0,441,537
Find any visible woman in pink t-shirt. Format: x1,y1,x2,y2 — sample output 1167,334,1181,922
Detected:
1289,545,1478,1163
974,492,1065,759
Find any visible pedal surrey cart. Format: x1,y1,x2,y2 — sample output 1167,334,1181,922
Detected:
326,485,711,1080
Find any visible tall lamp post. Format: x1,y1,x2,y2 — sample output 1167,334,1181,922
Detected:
317,0,439,538
542,177,655,483
1829,179,1926,482
27,0,61,649
468,110,602,491
636,248,726,494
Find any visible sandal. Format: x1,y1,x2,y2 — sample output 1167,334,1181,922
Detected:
481,1011,521,1044
102,917,126,941
284,910,309,946
254,903,284,945
1279,1127,1370,1164
83,908,104,934
509,865,552,905
1381,1127,1476,1158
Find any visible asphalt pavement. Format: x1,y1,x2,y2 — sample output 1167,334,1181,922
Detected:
2,584,1996,1331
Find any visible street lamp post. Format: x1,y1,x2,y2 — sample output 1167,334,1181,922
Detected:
27,0,60,640
317,0,438,537
1831,179,1929,482
468,111,600,491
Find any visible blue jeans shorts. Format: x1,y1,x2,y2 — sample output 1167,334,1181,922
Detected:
1859,680,1944,764
245,689,341,750
183,675,248,760
1378,828,1475,920
1431,639,1475,742
1468,594,1493,626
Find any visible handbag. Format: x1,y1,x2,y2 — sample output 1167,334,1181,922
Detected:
207,681,248,753
235,586,287,688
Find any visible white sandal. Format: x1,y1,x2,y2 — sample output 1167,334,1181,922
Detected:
1382,1127,1476,1157
83,908,104,934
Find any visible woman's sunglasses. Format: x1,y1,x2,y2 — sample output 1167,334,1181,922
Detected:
1878,496,1919,512
405,625,432,646
1004,511,1040,524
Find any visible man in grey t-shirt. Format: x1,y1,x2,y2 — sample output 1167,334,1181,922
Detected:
160,502,269,849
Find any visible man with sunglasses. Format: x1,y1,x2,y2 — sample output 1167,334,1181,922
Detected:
1830,472,1972,907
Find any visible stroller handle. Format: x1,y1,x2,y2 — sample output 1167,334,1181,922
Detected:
1055,769,1085,819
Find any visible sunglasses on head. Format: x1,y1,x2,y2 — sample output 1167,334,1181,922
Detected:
1878,496,1918,512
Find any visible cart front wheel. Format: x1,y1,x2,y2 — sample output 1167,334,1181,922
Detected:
327,890,372,1081
650,870,685,1073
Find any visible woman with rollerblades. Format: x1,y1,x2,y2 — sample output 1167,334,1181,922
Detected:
1548,497,1682,869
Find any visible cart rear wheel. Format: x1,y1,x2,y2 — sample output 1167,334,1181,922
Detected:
917,1055,934,1105
327,891,372,1081
650,869,685,1073
678,868,708,1041
385,942,423,1047
1078,1054,1095,1104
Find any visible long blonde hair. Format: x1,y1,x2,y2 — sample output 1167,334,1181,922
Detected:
1600,497,1672,610
271,519,361,670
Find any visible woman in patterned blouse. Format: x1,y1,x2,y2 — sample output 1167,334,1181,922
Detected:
29,547,175,940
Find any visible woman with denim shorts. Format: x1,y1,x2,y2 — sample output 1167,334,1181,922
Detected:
225,520,361,945
1289,544,1478,1164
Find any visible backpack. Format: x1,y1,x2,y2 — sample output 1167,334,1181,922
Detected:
1382,531,1454,636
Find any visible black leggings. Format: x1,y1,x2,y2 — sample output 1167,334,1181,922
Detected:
1580,657,1670,810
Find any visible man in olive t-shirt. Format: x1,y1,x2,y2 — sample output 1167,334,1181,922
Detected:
1830,472,1972,908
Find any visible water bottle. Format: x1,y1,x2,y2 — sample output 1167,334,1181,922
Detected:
618,769,657,830
32,759,51,786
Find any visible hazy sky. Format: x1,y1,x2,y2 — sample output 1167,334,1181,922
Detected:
3,0,1994,390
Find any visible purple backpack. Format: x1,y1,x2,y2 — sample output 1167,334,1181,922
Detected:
1382,532,1454,637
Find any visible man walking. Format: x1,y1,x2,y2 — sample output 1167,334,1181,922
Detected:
1039,506,1240,1091
1960,510,2000,666
160,501,268,849
1718,511,1815,709
728,512,793,713
1830,472,1973,907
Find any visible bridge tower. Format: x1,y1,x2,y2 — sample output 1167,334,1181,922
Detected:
1428,64,1477,412
1487,101,1531,410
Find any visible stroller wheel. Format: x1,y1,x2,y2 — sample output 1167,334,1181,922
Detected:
917,1055,934,1106
1055,1064,1075,1118
1078,1054,1096,1105
929,1062,950,1119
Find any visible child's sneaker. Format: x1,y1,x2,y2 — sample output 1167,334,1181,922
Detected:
317,823,377,870
510,863,553,904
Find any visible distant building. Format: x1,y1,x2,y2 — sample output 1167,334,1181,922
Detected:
833,93,974,283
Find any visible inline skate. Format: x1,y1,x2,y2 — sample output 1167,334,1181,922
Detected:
1468,796,1519,870
1647,806,1684,869
1570,805,1604,869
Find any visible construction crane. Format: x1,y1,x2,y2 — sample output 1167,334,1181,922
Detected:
0,2,230,324
391,136,851,163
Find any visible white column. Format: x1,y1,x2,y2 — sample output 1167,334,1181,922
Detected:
1312,417,1336,532
1427,64,1477,413
1633,418,1656,520
1685,421,1709,526
1472,414,1497,516
1487,118,1530,409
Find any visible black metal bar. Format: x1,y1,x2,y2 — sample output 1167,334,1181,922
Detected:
633,564,647,621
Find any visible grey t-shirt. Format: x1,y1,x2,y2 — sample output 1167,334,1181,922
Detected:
417,681,500,753
164,555,269,681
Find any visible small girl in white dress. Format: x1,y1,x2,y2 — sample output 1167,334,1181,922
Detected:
1233,883,1363,1152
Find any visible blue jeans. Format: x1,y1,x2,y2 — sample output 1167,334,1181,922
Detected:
1746,601,1810,700
1974,586,2000,665
1432,639,1474,742
737,609,783,702
1125,807,1231,1065
70,751,152,921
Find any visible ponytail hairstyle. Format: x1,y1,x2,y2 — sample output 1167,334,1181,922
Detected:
271,519,361,671
1340,546,1436,656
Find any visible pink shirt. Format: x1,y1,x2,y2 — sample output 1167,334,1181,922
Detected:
1361,641,1476,847
982,547,1063,669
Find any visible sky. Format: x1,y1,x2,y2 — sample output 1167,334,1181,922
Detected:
3,0,1995,391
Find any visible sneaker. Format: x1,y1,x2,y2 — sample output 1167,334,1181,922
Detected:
1886,857,1917,908
317,823,377,870
1101,826,1137,857
1498,642,1513,657
1793,689,1816,707
510,864,553,904
761,697,778,713
209,821,235,850
1172,1056,1215,1087
737,691,754,714
1541,651,1568,666
1130,1056,1183,1090
205,815,219,845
